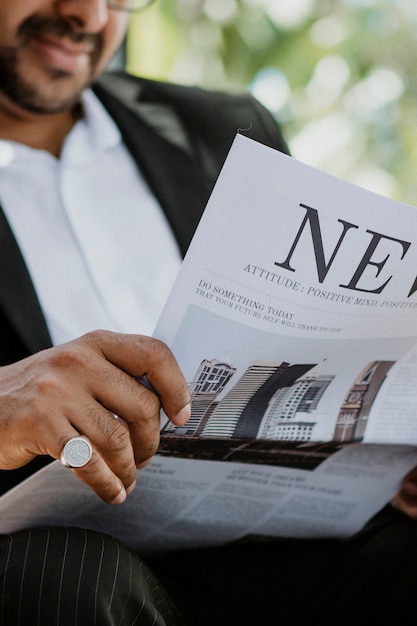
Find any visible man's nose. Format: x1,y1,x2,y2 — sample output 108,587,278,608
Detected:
57,0,109,33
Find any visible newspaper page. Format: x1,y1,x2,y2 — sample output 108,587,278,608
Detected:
1,135,417,552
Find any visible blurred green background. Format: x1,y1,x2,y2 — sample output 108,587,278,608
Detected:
126,0,417,205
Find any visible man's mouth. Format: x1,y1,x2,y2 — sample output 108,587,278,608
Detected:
32,34,94,75
17,14,101,78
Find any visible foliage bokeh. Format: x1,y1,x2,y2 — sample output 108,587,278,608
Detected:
127,0,417,205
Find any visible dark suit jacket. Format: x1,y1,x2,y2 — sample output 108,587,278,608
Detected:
0,71,289,493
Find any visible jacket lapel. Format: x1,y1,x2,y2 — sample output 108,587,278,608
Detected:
0,208,52,354
93,79,214,256
0,78,215,359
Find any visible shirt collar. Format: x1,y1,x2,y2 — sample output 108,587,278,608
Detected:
78,88,122,151
60,89,122,165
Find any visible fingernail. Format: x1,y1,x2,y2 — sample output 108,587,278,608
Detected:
137,459,151,470
126,480,136,495
176,402,191,426
110,486,126,505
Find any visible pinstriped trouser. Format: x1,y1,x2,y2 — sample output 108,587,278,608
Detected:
0,527,184,626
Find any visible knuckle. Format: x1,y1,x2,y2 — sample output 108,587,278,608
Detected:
146,338,172,367
11,373,66,426
46,343,90,373
106,423,130,454
82,329,111,348
84,329,105,341
33,371,66,398
139,391,161,420
136,437,160,464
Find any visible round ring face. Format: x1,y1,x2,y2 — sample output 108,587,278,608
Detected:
60,437,93,468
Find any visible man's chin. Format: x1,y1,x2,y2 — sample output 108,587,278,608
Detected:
1,73,91,115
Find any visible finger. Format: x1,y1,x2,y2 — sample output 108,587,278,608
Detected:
85,331,191,425
71,404,138,489
23,334,181,471
47,424,130,505
392,494,417,520
20,386,139,492
71,449,128,505
58,353,167,467
0,332,190,479
81,379,163,468
393,470,417,520
117,383,163,466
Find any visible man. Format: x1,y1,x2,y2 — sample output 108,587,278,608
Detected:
0,1,417,624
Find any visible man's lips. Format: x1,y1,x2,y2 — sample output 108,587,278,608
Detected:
31,34,94,74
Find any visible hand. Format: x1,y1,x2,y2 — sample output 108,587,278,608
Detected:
0,330,191,504
392,465,417,520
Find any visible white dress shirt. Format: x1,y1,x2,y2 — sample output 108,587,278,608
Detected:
0,90,182,346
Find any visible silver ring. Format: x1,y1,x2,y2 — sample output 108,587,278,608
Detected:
60,436,93,468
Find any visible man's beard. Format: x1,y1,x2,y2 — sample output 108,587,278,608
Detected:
0,14,103,115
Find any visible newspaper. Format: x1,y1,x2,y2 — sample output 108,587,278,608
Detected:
2,134,417,552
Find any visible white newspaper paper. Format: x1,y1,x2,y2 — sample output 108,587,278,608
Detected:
2,135,417,552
